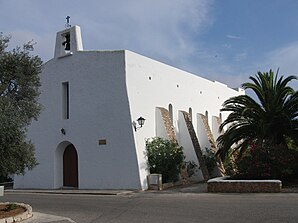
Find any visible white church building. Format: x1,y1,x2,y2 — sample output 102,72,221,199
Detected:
14,25,244,190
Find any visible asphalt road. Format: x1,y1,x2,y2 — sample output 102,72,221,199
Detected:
1,191,298,223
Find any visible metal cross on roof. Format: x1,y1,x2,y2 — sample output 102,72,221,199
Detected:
65,16,71,28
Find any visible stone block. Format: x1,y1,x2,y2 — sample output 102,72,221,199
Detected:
207,177,282,193
147,174,162,190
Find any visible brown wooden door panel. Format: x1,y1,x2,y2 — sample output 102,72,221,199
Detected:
63,144,78,187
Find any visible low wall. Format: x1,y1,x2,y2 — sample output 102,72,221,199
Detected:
0,202,32,223
207,177,282,193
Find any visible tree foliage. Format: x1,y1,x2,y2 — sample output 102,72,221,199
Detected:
217,69,297,162
0,33,42,179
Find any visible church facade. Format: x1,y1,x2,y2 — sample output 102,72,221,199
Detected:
14,26,244,190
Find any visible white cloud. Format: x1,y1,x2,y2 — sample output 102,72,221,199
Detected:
265,42,298,75
226,35,241,40
189,42,298,90
80,0,214,67
1,0,252,90
1,0,214,69
5,30,55,62
262,42,298,90
1,0,297,93
234,52,247,62
198,65,250,88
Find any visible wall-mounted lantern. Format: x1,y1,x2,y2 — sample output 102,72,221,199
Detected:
61,128,66,135
133,116,146,131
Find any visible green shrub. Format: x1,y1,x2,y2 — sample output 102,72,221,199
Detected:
145,137,184,183
203,148,217,175
185,161,198,178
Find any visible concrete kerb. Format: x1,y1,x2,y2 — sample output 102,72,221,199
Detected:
5,189,136,196
5,184,208,196
0,202,32,223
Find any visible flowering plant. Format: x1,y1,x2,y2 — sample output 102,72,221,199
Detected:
145,137,184,183
234,139,297,179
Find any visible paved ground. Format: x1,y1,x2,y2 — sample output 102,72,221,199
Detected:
1,183,298,223
22,212,74,223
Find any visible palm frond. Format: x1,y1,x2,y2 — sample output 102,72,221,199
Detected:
217,69,297,161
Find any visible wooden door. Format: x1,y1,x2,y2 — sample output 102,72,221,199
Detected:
63,144,78,187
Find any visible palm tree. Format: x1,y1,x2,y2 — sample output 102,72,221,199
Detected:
217,69,298,161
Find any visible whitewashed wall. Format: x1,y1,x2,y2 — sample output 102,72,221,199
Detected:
125,50,244,189
14,26,244,190
14,49,143,189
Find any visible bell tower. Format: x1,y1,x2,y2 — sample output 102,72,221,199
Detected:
54,25,83,58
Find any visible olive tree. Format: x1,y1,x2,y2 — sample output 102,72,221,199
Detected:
0,33,42,181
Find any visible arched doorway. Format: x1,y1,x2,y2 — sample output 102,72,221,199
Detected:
63,144,78,187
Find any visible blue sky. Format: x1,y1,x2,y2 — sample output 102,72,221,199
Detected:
1,0,297,89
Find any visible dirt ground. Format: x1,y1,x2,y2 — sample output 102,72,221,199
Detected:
0,203,25,219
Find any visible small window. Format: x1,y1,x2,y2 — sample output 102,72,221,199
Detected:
62,82,69,119
205,110,209,124
188,107,193,122
168,104,173,124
